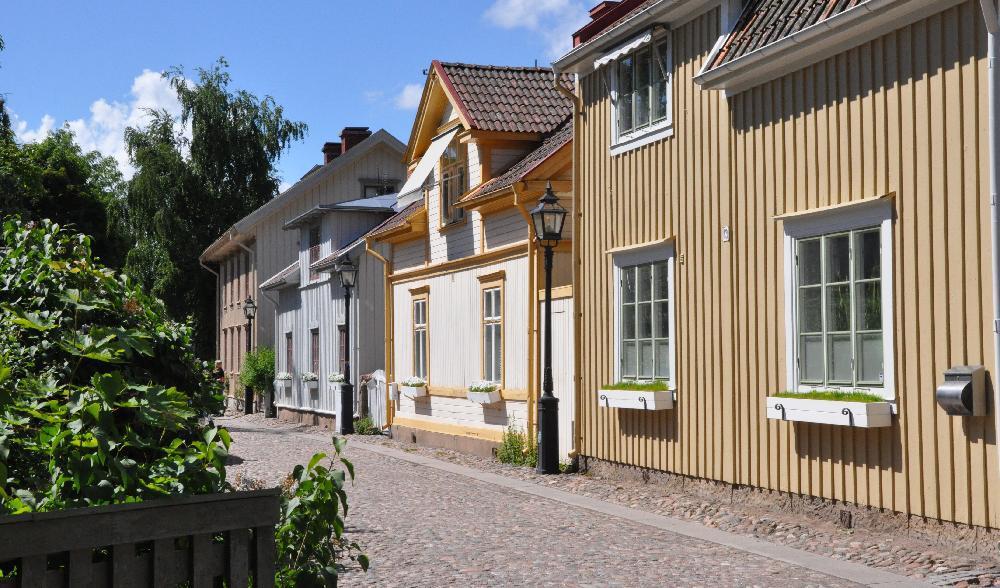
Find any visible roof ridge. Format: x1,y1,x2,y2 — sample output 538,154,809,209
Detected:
438,61,557,72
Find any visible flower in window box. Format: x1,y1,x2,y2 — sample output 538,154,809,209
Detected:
399,377,427,398
301,372,319,383
275,372,293,381
328,373,345,383
467,381,501,405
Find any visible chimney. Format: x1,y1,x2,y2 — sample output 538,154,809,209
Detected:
322,142,342,164
340,126,372,154
588,1,620,20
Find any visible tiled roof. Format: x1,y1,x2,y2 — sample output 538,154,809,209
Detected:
710,0,868,68
436,62,574,134
571,0,655,48
461,118,573,203
365,201,423,239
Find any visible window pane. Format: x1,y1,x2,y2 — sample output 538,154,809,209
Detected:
635,50,651,127
637,302,652,338
618,57,634,132
827,334,852,383
484,326,493,380
622,267,636,303
856,281,882,331
639,341,654,378
622,342,637,378
622,303,636,339
798,286,822,333
826,234,850,282
856,230,881,280
654,340,670,380
637,264,652,301
493,326,502,381
826,284,851,332
653,261,669,300
654,301,669,339
797,240,821,285
800,334,824,382
857,332,883,384
652,43,669,121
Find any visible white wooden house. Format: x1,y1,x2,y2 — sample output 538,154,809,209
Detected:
365,62,576,458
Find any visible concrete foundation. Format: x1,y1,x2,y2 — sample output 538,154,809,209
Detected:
390,424,499,459
276,406,336,430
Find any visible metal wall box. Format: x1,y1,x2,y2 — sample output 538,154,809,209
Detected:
936,365,986,416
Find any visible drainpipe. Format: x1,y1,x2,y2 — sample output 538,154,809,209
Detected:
980,0,1000,472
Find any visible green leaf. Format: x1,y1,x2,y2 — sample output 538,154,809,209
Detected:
307,453,327,472
332,436,346,455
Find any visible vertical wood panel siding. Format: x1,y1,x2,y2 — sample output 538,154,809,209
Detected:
576,2,999,528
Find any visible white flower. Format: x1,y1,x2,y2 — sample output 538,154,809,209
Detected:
468,381,498,393
301,372,319,382
328,373,345,383
275,372,293,381
401,376,426,387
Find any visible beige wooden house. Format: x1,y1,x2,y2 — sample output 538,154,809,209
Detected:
200,127,405,404
555,0,1000,529
365,62,576,457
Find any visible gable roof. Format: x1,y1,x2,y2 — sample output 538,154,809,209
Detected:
364,201,425,240
460,118,573,205
435,62,574,134
709,0,868,69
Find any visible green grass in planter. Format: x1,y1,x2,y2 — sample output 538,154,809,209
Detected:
773,390,887,403
602,380,670,392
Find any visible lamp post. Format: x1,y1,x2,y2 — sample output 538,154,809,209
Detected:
242,296,257,415
336,257,358,435
529,182,568,475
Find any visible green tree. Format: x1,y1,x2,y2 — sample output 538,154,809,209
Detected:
123,59,307,356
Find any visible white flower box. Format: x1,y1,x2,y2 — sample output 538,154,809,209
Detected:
766,396,892,428
467,390,501,404
274,379,292,391
400,385,427,398
305,380,319,392
598,389,673,410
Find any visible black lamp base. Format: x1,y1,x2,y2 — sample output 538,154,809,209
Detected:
536,394,560,474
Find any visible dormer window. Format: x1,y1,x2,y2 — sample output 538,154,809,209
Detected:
439,139,467,226
601,31,673,155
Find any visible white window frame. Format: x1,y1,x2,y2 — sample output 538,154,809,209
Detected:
611,240,676,387
782,199,895,401
606,31,673,156
482,286,503,384
412,296,428,380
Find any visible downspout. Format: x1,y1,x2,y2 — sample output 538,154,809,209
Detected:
552,67,584,462
365,238,394,428
199,259,221,362
980,0,1000,473
513,184,537,442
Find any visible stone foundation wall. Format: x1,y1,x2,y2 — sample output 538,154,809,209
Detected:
276,407,336,430
390,424,499,459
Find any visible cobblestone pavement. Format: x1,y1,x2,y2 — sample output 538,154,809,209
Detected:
221,416,870,587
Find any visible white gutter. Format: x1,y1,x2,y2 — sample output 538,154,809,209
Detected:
980,0,1000,473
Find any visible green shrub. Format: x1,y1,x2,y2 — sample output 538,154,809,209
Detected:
0,218,228,514
275,437,368,586
240,346,275,394
494,424,537,468
352,416,381,436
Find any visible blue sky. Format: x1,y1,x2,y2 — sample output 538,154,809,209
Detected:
2,0,589,188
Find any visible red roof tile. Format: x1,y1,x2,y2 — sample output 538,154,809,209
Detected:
365,201,424,239
436,62,574,134
710,0,868,68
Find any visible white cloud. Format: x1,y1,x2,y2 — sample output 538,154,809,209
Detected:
483,0,590,59
12,69,182,178
363,89,385,104
394,83,423,110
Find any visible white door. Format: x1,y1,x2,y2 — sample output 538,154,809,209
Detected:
540,297,575,461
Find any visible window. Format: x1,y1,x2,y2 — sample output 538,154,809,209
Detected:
795,229,883,388
439,140,467,226
412,295,428,379
363,182,396,198
310,328,320,375
613,242,675,384
308,225,321,281
482,287,502,383
783,199,894,397
619,261,671,380
338,325,348,375
610,36,672,152
285,332,294,373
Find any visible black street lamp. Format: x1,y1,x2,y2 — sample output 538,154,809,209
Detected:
337,257,358,435
529,182,568,475
242,296,257,415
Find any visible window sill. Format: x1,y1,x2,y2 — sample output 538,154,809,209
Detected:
766,396,893,428
438,216,467,233
610,123,673,156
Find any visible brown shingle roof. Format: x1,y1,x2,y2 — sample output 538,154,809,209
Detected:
365,201,424,239
461,118,573,204
710,0,868,68
436,62,574,134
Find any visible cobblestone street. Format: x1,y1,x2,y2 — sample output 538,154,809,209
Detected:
219,417,927,587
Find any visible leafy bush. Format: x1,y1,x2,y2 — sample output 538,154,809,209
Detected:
240,346,275,394
0,218,229,514
494,424,537,468
352,416,381,436
275,437,368,586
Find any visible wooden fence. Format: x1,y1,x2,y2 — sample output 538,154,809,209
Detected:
0,488,280,587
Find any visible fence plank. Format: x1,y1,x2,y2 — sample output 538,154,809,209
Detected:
113,542,136,588
152,538,172,588
228,528,250,588
20,554,46,586
191,533,212,588
68,548,92,587
254,525,276,588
